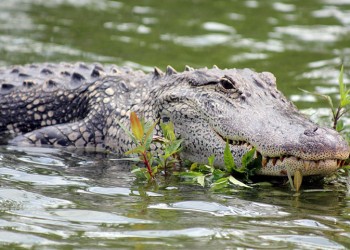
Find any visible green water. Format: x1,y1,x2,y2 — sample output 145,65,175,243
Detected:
1,0,350,249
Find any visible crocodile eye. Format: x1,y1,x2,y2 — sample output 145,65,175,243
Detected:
219,77,236,91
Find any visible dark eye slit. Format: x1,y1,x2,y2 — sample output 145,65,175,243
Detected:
219,75,237,90
220,79,235,89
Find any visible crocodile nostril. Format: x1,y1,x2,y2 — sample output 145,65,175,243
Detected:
304,127,318,136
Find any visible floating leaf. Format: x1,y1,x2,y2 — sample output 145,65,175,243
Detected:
228,176,251,188
196,175,205,187
130,111,144,141
293,170,303,192
178,171,204,178
210,177,229,191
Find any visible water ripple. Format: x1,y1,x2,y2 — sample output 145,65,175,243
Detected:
84,227,215,239
260,235,345,250
0,167,88,186
149,200,289,217
87,186,163,197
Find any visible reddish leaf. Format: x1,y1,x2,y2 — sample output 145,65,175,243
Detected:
130,112,143,141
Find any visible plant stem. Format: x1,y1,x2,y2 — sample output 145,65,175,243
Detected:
142,152,154,179
333,106,342,129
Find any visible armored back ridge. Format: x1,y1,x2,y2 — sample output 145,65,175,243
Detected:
0,62,348,176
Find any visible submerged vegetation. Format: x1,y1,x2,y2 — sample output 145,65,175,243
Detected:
123,66,350,192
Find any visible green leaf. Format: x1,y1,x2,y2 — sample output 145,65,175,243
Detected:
212,169,226,181
130,111,144,141
117,120,137,144
241,148,256,169
143,119,159,149
125,145,145,155
336,119,344,132
196,175,205,187
131,167,148,180
190,162,198,171
146,151,154,167
342,165,350,171
339,65,345,97
164,139,183,158
224,140,235,172
339,65,350,108
131,167,143,174
208,154,215,167
197,164,214,174
152,166,159,175
178,171,204,178
299,89,334,110
228,176,251,188
210,177,229,191
161,122,176,141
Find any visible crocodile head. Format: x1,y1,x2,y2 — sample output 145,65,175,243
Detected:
152,66,349,176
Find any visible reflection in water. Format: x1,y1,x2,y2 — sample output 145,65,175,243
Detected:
0,0,350,248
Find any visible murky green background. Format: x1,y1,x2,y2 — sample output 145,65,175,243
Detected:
1,0,350,249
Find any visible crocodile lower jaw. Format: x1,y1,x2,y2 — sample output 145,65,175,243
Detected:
223,136,345,176
257,157,343,176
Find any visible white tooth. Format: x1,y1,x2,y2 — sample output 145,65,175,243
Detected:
272,158,277,166
314,160,320,168
262,157,268,167
337,159,341,167
303,161,310,170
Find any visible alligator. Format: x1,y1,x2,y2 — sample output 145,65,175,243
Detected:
0,62,348,176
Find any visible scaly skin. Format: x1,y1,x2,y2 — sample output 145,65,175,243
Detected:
0,62,348,176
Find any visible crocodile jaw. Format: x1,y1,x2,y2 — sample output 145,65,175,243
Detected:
257,156,342,176
220,138,349,177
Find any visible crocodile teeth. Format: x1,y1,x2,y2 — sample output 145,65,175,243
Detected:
272,158,277,166
340,160,346,167
219,133,345,171
262,157,268,168
315,160,320,168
